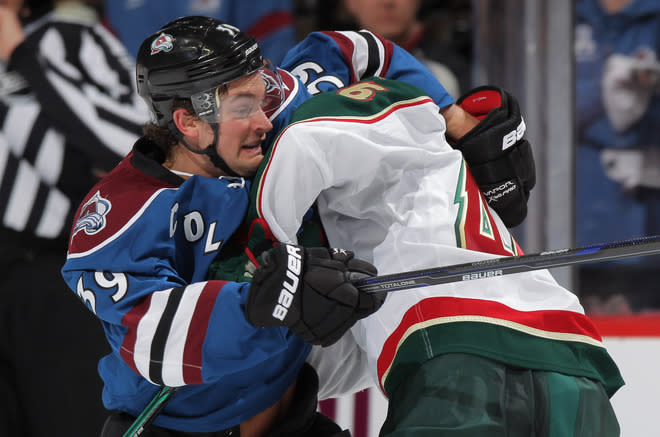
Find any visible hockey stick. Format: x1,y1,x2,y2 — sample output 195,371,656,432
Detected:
125,235,660,433
353,234,660,294
122,385,179,437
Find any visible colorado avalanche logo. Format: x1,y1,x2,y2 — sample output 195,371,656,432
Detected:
151,33,174,55
73,191,112,236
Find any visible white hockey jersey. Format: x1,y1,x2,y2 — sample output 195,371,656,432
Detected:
244,77,624,400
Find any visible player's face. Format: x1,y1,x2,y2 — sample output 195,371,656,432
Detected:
211,72,274,177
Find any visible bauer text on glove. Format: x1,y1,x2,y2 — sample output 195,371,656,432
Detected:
245,243,384,347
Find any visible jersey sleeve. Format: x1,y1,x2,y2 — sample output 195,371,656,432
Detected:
280,30,454,108
249,143,375,396
250,129,327,244
0,131,71,238
69,267,297,388
62,175,307,388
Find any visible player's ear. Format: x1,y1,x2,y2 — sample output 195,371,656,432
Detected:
172,108,200,138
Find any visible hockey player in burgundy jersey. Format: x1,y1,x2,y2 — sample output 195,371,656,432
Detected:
59,17,406,436
61,14,538,437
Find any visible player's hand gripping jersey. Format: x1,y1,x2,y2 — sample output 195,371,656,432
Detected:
239,77,624,400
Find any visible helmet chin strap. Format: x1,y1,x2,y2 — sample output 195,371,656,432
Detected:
170,122,240,177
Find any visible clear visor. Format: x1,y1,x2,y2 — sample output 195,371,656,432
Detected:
190,60,284,124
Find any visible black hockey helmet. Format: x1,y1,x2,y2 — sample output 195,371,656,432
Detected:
136,16,269,127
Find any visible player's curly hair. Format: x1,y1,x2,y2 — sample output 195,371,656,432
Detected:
142,99,195,163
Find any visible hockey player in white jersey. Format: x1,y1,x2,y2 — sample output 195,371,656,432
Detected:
223,77,624,436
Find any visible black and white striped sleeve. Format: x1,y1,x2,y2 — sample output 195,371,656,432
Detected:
0,18,150,240
0,127,70,239
7,20,149,169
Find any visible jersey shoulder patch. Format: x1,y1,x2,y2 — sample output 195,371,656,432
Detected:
68,155,176,256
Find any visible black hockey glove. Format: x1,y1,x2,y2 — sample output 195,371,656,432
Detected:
454,86,536,228
245,243,384,347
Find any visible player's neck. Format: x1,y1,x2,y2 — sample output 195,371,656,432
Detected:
163,144,219,179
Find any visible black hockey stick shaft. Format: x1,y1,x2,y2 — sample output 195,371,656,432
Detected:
123,385,180,437
353,235,660,294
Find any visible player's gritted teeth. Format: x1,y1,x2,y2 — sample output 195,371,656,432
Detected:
241,141,263,153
